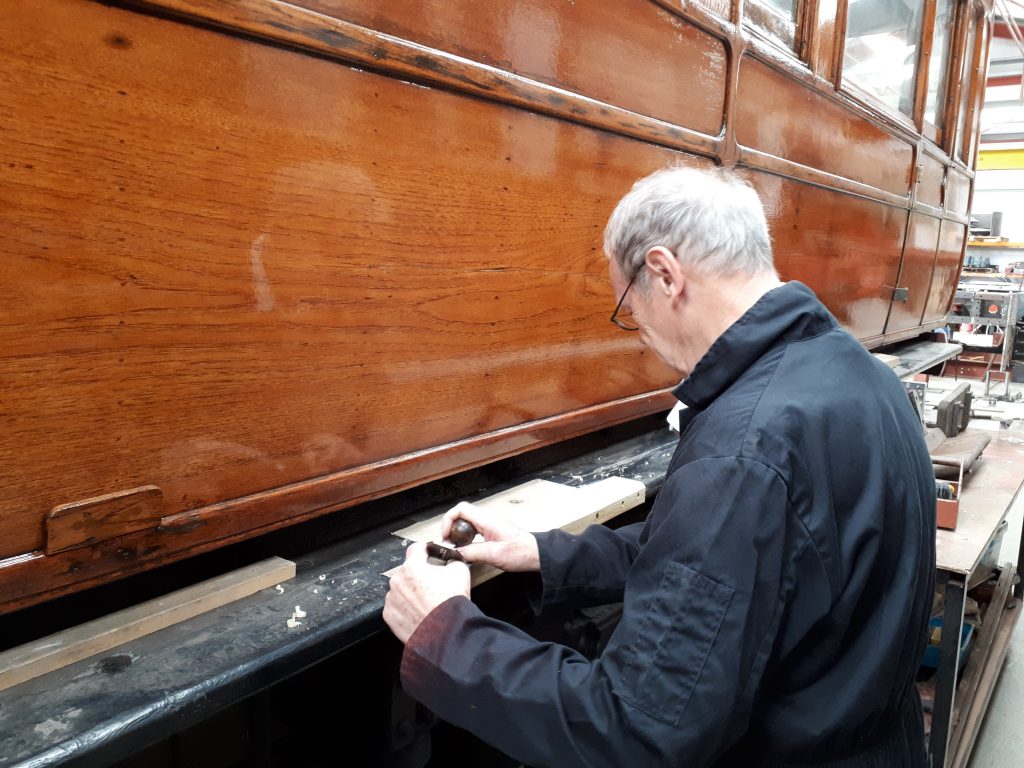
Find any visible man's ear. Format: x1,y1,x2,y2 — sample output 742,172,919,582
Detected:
644,246,685,299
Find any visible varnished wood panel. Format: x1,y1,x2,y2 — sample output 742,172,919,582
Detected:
692,0,733,19
0,392,677,612
744,171,906,341
957,7,989,167
0,0,986,610
46,486,163,555
886,213,941,334
735,55,914,196
808,0,841,81
0,0,686,606
922,219,967,325
947,168,972,216
917,151,947,209
298,0,728,138
114,0,720,160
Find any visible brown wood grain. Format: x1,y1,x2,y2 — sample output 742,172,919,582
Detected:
956,6,985,164
735,54,915,197
116,0,722,159
922,219,968,326
957,5,988,166
807,0,840,82
742,170,906,341
296,0,729,139
0,0,684,585
913,0,940,136
886,213,941,335
0,393,675,613
938,0,970,155
0,0,988,610
46,486,164,555
917,151,947,209
946,168,973,216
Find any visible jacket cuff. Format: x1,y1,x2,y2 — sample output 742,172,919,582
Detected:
532,528,582,611
400,595,478,703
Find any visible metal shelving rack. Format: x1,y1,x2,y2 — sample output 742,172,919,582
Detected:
945,289,1022,374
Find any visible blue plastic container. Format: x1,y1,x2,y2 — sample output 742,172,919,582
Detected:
921,616,973,670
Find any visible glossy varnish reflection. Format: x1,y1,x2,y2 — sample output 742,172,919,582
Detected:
745,172,907,343
0,0,992,610
297,0,728,137
886,214,942,335
923,220,971,326
735,54,914,196
1,0,688,609
946,168,973,216
916,151,948,210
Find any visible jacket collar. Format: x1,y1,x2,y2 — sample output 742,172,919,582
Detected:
673,281,838,410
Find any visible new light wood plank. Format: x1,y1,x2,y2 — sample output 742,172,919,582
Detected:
387,476,645,586
0,556,295,692
393,479,582,544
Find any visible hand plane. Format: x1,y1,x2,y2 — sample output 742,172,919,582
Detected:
426,517,477,565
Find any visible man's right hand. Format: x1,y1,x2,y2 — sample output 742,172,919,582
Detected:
441,501,541,573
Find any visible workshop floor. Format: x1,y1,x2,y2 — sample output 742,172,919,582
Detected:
928,377,1024,767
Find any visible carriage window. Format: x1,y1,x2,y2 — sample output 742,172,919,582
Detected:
956,9,981,162
762,0,798,20
924,0,955,129
842,0,926,117
746,0,801,54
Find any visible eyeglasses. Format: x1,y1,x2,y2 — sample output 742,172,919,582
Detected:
610,270,641,332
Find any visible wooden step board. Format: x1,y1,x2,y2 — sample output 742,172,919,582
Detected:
387,476,646,586
0,556,295,692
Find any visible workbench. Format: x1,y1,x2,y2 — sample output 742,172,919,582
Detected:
929,434,1024,768
3,425,1023,767
0,426,678,768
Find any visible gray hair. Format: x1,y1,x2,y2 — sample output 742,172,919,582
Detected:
603,165,776,282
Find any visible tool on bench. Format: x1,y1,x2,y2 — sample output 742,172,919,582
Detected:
426,517,478,566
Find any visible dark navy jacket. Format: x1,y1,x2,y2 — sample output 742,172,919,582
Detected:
401,282,936,767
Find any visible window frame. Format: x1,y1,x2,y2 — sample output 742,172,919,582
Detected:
937,0,974,155
912,0,941,139
744,0,813,61
917,0,966,147
953,2,988,165
836,0,932,127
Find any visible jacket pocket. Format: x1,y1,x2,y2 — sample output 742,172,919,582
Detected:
618,560,734,726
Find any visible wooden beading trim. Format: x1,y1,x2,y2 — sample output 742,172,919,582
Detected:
113,0,724,158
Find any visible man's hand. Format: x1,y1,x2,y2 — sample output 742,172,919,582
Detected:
384,542,470,644
441,501,541,573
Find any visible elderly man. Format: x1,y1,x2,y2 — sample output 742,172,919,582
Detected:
384,166,935,767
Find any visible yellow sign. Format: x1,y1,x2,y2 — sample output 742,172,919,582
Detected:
977,149,1024,170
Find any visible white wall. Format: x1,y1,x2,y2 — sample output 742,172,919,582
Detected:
971,169,1024,242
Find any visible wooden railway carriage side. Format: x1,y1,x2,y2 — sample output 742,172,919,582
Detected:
0,0,993,612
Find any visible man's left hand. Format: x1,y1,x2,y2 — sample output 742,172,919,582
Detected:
384,542,471,643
